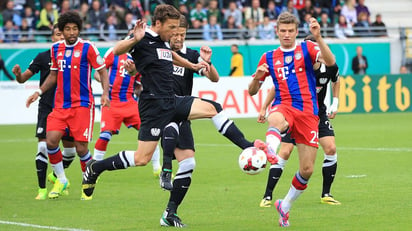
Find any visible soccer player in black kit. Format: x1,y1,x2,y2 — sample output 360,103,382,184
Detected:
258,34,341,208
12,25,76,200
157,15,220,227
82,4,268,226
158,15,220,192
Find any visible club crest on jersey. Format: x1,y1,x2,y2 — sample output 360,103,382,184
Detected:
96,56,104,65
319,78,328,84
295,52,302,60
156,48,172,61
74,50,81,58
65,50,72,57
173,65,185,76
285,56,293,64
316,86,323,93
151,128,161,137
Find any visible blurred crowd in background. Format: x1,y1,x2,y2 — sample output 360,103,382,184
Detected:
0,0,388,43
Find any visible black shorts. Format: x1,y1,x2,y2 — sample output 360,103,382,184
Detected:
138,97,176,141
318,113,335,138
173,95,195,122
176,120,195,151
35,104,52,139
281,113,334,143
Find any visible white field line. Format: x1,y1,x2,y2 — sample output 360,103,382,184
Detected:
2,139,412,152
0,220,92,231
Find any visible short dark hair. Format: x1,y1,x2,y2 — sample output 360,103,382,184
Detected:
51,24,59,36
152,4,181,24
179,14,188,29
303,34,316,42
57,10,83,32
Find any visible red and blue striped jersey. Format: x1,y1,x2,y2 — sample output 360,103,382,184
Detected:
258,41,320,115
103,48,137,103
50,38,105,109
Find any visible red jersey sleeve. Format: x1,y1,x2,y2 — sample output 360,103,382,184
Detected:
87,42,106,70
256,53,270,81
305,40,321,64
103,47,114,68
50,44,58,71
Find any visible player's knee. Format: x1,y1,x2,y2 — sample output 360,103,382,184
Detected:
134,150,154,166
201,98,222,113
278,148,292,160
164,122,179,136
135,156,150,166
300,165,314,178
323,144,336,155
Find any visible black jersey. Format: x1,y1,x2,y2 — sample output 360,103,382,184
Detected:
315,63,339,114
28,50,56,108
171,45,201,96
129,29,174,99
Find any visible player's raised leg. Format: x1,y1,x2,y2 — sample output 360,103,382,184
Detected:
260,142,291,207
188,98,254,149
160,122,179,190
82,141,158,197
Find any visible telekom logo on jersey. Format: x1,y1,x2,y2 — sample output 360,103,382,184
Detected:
277,66,289,80
58,59,66,71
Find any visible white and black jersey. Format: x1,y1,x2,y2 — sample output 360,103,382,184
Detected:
129,29,175,99
170,44,200,96
315,63,339,115
28,50,56,109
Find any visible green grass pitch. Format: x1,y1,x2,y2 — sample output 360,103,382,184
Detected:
0,113,411,230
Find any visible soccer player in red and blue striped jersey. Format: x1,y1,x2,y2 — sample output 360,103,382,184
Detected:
26,11,110,200
93,47,161,175
248,12,335,227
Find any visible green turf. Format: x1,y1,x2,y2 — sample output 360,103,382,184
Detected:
1,113,411,230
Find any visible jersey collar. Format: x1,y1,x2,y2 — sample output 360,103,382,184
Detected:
165,42,187,54
279,41,297,52
64,38,80,47
146,28,159,37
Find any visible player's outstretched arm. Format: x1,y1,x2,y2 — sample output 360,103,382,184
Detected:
113,20,146,55
172,51,210,72
328,80,340,119
200,46,219,82
26,70,57,107
124,59,137,76
258,87,275,123
97,68,110,108
248,63,268,96
13,65,34,83
309,17,335,66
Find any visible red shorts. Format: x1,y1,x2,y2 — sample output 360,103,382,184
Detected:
269,104,319,148
47,107,95,142
100,100,140,134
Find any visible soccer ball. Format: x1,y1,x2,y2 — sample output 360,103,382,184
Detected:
238,147,267,175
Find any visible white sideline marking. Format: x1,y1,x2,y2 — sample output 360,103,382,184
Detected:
2,138,412,152
345,174,367,178
0,220,92,231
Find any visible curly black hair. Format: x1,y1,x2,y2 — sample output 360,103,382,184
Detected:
57,10,83,32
